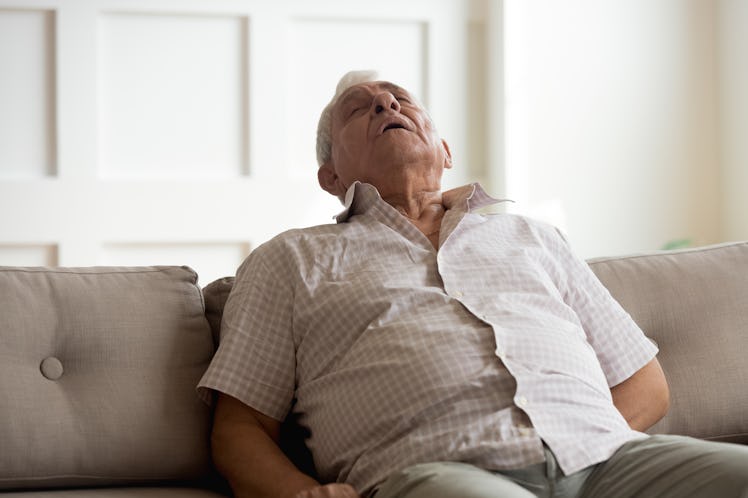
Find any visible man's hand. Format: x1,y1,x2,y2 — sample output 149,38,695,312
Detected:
293,483,360,498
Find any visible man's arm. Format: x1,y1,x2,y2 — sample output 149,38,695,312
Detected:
610,357,670,432
211,393,359,498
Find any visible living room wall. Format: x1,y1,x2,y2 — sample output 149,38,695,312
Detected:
0,0,479,282
1,0,744,271
501,0,745,258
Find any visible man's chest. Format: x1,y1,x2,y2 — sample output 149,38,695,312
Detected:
289,217,585,379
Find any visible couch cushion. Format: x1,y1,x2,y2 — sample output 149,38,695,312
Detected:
0,266,215,490
202,277,234,347
588,241,748,444
0,487,228,497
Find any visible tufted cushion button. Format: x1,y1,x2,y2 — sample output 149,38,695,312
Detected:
40,357,64,380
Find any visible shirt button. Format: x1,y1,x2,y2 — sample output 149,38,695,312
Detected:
516,396,528,408
495,346,505,358
453,290,464,298
519,426,533,437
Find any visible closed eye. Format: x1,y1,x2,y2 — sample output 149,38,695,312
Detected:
348,106,365,118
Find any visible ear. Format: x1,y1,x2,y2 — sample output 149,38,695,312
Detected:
317,162,346,197
441,139,453,169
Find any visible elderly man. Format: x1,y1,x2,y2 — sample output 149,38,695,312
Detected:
198,71,748,498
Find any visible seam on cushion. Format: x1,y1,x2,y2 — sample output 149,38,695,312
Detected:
191,271,207,314
0,474,177,482
180,265,199,285
174,264,204,311
587,241,748,266
704,433,748,441
0,266,186,276
197,284,207,314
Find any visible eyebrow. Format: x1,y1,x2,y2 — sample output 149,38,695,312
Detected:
336,82,410,113
378,82,407,95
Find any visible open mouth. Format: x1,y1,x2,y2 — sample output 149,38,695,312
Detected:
383,123,406,132
376,116,412,136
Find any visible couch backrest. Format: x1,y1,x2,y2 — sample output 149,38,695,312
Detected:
589,241,748,444
0,266,216,490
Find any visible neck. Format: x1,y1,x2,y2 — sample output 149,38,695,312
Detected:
375,170,444,221
381,188,446,248
382,190,444,222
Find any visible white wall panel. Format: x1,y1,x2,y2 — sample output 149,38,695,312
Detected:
0,0,477,271
99,242,250,286
0,9,56,178
0,244,58,266
97,12,247,178
285,19,426,176
720,0,748,242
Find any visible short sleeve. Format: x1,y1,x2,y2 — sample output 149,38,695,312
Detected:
545,227,658,387
197,242,296,420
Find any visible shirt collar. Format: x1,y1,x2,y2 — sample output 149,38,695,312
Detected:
334,181,509,223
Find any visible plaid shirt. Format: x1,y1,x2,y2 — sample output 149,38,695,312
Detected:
198,182,657,495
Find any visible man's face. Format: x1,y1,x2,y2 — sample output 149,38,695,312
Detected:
319,81,451,199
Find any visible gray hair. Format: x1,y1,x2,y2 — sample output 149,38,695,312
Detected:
316,70,379,167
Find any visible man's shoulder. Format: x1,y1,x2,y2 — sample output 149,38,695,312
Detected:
481,212,561,237
258,222,348,252
263,223,341,246
239,222,348,273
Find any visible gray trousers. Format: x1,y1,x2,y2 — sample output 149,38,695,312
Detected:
372,435,748,498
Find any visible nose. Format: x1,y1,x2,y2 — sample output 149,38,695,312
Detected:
371,92,401,114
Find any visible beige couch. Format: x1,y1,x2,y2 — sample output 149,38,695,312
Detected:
1,241,747,496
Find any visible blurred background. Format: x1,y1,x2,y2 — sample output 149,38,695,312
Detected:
1,0,746,285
